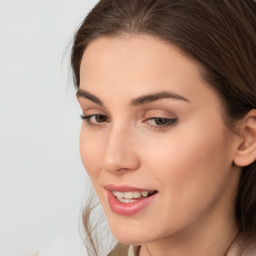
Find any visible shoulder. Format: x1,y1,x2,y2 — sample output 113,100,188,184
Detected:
108,243,140,256
108,243,129,256
108,243,130,256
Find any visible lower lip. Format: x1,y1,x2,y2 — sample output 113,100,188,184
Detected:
107,191,157,216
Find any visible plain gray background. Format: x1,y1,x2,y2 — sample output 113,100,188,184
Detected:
0,1,101,255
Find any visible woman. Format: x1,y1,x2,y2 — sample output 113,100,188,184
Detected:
71,0,256,255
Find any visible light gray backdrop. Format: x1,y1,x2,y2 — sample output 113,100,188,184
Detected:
0,1,100,255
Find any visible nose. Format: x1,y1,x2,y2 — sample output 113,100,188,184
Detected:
102,126,140,174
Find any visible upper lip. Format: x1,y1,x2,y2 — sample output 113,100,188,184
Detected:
104,184,157,193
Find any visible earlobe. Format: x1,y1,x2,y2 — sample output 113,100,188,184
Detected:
234,109,256,167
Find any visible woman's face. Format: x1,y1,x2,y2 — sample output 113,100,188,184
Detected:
77,35,240,245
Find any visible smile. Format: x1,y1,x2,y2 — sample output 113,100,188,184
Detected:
112,191,156,203
105,185,158,215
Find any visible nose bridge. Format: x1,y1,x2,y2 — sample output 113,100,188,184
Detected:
102,122,139,173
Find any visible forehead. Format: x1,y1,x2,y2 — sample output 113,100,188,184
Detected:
80,34,203,84
79,35,217,107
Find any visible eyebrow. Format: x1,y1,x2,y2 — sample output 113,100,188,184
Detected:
76,89,190,106
76,89,104,105
131,91,190,105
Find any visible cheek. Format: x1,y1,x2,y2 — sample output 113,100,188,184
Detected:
142,120,231,207
145,118,226,165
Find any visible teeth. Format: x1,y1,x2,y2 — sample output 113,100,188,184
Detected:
114,191,123,198
142,191,149,197
118,198,136,203
112,190,152,200
124,192,133,199
133,192,141,198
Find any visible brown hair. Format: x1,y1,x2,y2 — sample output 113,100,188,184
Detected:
71,0,256,254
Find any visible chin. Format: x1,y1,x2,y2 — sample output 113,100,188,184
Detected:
108,222,155,245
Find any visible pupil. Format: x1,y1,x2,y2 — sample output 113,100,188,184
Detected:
155,118,167,125
96,115,107,122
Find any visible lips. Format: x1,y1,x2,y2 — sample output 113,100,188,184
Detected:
104,184,158,215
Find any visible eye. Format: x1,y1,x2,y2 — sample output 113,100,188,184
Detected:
148,118,173,126
145,117,177,131
80,114,110,127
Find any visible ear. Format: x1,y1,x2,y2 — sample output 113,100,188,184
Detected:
234,109,256,167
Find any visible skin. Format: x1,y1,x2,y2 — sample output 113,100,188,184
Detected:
77,35,242,256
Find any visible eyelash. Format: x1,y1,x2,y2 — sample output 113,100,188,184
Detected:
80,114,110,128
80,114,178,131
145,117,178,131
